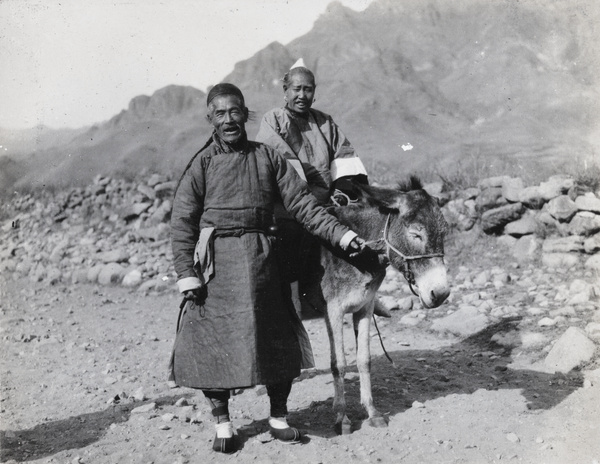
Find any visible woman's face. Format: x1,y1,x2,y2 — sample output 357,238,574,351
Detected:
284,73,315,114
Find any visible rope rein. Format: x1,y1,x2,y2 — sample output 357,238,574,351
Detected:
365,213,444,365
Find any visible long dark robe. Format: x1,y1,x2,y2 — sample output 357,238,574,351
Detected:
170,135,350,389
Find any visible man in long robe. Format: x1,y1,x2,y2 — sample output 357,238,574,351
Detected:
256,61,390,318
170,83,365,453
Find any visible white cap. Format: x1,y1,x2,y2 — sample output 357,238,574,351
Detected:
290,58,306,69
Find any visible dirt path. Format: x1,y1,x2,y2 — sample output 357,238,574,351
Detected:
1,249,599,463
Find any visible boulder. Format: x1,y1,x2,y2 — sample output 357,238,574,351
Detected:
504,213,538,237
568,211,600,236
584,233,600,254
501,177,524,203
546,195,577,222
538,176,574,201
123,269,143,287
542,236,585,253
585,322,600,342
137,184,157,201
444,198,477,231
513,235,540,262
430,306,490,337
575,193,600,213
518,186,546,209
98,263,126,285
544,327,597,373
481,203,524,233
476,187,506,212
87,264,104,283
541,253,579,269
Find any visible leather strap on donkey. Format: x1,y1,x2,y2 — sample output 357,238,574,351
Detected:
365,213,444,297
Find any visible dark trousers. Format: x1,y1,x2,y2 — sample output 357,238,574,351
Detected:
203,381,293,422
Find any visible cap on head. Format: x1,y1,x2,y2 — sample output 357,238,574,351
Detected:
282,58,315,88
290,58,306,70
206,83,245,106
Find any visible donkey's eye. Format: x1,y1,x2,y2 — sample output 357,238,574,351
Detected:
409,230,423,241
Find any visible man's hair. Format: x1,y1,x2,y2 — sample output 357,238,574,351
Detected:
206,83,245,106
282,67,316,90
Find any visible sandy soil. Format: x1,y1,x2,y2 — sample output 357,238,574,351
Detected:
1,251,599,464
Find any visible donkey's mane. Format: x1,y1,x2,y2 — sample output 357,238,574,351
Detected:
396,175,423,193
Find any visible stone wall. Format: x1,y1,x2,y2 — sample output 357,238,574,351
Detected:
427,174,600,272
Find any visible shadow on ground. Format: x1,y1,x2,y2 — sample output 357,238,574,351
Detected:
0,394,191,463
288,317,583,437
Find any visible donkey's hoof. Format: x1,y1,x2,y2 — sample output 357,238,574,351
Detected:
334,417,353,435
367,416,388,428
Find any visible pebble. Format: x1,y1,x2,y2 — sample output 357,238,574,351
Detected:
175,398,188,407
132,387,147,402
505,432,520,443
537,317,557,327
132,402,157,414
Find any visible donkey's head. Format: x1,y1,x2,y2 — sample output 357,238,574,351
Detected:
355,176,450,309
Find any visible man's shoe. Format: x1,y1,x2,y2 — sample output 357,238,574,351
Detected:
269,425,302,443
268,417,301,443
212,422,236,453
212,434,236,453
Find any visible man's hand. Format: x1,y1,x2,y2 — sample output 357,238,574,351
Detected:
183,287,207,306
348,236,367,258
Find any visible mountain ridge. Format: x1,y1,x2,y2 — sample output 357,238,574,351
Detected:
2,0,598,193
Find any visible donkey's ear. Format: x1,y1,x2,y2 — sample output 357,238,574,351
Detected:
354,183,405,211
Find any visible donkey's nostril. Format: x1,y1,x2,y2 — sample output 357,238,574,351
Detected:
431,287,450,305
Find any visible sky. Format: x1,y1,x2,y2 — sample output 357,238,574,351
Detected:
0,0,374,130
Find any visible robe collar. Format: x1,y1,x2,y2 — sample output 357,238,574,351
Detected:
284,106,311,121
212,132,249,154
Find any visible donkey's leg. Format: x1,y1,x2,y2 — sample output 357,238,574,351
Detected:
353,301,387,428
324,309,352,435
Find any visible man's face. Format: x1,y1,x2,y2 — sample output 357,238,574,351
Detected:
284,73,315,114
207,94,248,143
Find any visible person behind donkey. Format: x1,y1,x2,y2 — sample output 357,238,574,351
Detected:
170,83,368,453
256,59,391,318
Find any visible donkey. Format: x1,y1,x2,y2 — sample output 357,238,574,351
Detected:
314,176,450,434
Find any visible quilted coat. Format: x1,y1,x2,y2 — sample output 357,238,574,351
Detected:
170,134,351,389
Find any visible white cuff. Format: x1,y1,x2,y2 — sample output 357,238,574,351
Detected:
177,276,202,293
330,157,368,181
339,230,358,250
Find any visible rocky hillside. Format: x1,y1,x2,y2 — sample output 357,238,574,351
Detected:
2,0,598,193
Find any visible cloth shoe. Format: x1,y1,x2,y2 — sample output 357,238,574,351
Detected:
212,422,236,453
268,417,301,444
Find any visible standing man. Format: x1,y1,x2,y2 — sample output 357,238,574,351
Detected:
170,83,366,453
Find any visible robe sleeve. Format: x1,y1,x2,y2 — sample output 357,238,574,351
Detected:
324,114,368,182
256,111,308,182
267,146,352,247
171,155,206,291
